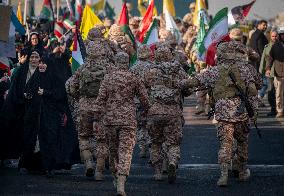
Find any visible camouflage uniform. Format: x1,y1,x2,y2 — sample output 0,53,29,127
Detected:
130,45,154,157
94,52,149,196
180,40,262,186
144,46,189,183
66,26,115,177
108,24,136,58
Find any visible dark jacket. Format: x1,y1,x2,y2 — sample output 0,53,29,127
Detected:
249,29,268,70
267,40,284,78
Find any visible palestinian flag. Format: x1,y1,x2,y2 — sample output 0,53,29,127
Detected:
54,21,64,39
40,0,54,21
118,3,137,65
137,0,155,43
198,7,230,66
72,30,86,73
228,0,256,26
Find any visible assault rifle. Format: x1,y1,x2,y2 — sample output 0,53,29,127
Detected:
228,71,262,138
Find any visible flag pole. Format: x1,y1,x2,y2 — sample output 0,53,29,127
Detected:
57,0,60,21
23,0,28,25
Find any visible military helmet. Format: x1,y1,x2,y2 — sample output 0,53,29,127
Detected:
137,45,152,59
87,25,106,40
229,28,243,41
217,40,248,61
155,45,173,63
108,24,125,37
86,40,107,58
115,51,129,69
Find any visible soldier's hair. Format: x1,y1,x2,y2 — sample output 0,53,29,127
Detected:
257,20,267,26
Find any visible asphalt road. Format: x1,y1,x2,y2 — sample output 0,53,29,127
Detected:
1,96,284,196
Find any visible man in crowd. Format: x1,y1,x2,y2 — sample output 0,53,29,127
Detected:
266,27,284,118
249,20,268,71
259,30,278,116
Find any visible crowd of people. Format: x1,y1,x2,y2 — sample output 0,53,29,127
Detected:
0,1,284,196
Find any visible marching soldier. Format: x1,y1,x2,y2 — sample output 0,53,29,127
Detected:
144,45,189,184
180,40,262,186
94,52,149,196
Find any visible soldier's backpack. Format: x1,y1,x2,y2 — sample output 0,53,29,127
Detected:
149,66,180,105
78,63,106,98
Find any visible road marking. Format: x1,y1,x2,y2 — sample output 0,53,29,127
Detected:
131,164,284,169
71,164,284,170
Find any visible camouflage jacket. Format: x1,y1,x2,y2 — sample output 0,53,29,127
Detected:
144,62,189,117
181,62,261,122
94,70,149,127
180,40,262,122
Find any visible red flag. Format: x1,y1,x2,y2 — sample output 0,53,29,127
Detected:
118,3,129,25
206,35,231,66
138,0,154,43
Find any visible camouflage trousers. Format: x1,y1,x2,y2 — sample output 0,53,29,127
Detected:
78,98,108,160
136,107,150,150
137,125,150,150
93,121,109,159
216,121,249,168
106,125,136,176
147,115,183,167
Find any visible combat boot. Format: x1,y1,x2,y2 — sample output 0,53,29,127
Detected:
117,175,126,196
217,163,229,187
95,158,105,181
81,150,94,177
168,162,176,184
239,168,250,181
153,165,162,181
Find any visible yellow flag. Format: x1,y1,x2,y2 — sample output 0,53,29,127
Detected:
80,5,103,40
93,0,105,13
193,0,206,27
17,1,23,25
163,0,175,17
138,0,158,17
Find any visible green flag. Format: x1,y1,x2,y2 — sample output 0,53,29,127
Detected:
193,13,206,53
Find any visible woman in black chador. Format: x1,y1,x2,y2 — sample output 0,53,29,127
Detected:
5,50,79,175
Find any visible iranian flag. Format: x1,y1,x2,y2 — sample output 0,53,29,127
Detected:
63,19,74,30
137,0,154,43
54,21,64,39
142,18,159,50
198,7,230,66
40,0,54,21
